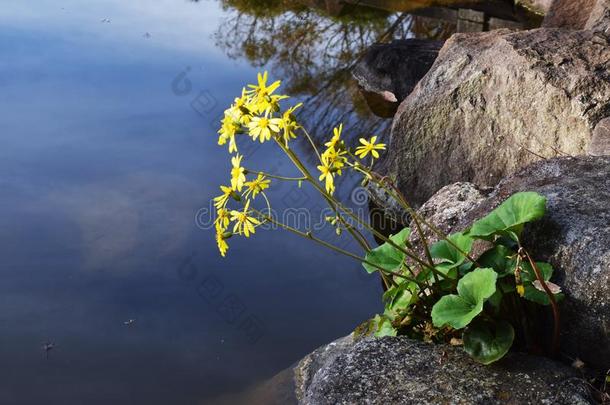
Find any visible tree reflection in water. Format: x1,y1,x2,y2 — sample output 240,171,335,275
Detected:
200,0,455,143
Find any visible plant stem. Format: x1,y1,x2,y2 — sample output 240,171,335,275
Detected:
366,169,480,267
299,127,321,161
274,138,371,252
252,207,431,288
524,249,560,356
245,170,306,182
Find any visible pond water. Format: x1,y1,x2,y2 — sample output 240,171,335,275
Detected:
0,1,536,403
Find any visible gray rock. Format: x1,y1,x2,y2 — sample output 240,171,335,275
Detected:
407,157,610,370
383,28,610,206
352,39,444,118
294,335,355,402
543,0,598,29
586,0,610,34
517,0,553,15
407,182,489,243
302,337,592,404
589,117,610,155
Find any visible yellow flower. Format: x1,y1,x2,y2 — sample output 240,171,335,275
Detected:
247,115,281,143
322,147,347,175
279,103,301,146
317,156,335,194
246,71,283,114
247,71,281,100
231,154,246,191
215,207,231,232
243,173,270,199
218,114,239,153
213,185,233,209
355,136,386,159
230,200,260,237
216,230,229,257
232,90,254,124
325,124,343,149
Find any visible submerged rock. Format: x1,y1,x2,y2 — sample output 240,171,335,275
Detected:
302,337,592,404
407,157,610,370
382,28,610,206
352,39,444,118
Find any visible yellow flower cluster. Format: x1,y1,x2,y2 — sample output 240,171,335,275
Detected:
318,124,347,194
214,72,299,257
217,72,299,154
213,71,388,257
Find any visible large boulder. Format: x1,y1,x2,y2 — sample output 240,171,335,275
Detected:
543,0,598,29
407,156,610,370
382,27,610,206
517,0,553,15
542,0,610,32
352,39,444,118
302,337,592,404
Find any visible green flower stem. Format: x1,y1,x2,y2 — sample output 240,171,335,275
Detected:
244,169,306,182
274,137,438,285
363,172,441,283
299,127,322,161
368,169,480,267
251,207,434,289
274,137,397,288
274,138,372,252
342,158,442,278
523,249,560,355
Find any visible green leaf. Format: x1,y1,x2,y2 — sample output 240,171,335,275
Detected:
362,228,411,274
519,261,563,305
521,261,553,283
463,320,514,364
431,268,497,329
477,245,516,277
469,192,546,241
430,232,474,274
383,282,417,321
372,314,397,337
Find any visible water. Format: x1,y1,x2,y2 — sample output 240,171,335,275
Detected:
0,1,537,403
0,1,385,403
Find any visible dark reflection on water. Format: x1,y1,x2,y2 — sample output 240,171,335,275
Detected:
0,0,536,403
212,0,457,141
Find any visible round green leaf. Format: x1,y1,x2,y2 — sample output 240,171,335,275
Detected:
477,245,516,277
430,232,474,273
463,320,515,365
469,192,546,241
431,268,497,329
362,228,411,274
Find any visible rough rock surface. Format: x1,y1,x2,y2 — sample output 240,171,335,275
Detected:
589,117,610,155
352,39,444,118
302,337,592,404
407,157,610,370
382,28,610,206
586,0,610,33
543,0,597,29
405,182,493,262
294,335,354,402
542,0,610,32
517,0,553,15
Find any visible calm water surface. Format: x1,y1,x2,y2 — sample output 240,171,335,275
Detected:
0,0,537,402
0,1,384,403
